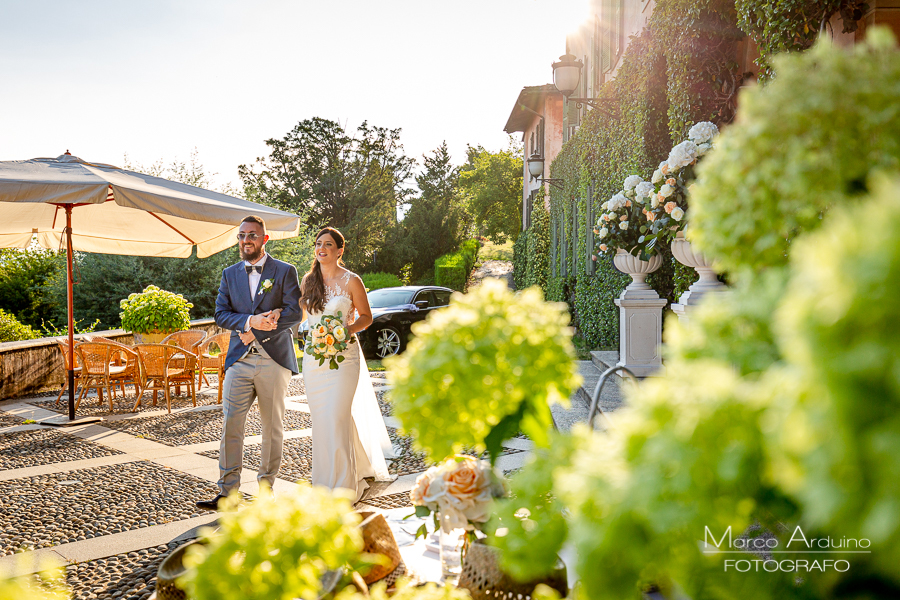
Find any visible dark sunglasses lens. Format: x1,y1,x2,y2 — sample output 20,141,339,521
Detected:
237,233,258,241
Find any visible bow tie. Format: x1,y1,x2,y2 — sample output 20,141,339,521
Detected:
245,265,262,274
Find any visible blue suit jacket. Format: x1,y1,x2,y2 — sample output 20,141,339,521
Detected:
215,256,302,374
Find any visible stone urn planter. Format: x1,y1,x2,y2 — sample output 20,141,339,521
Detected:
612,249,666,377
670,230,727,320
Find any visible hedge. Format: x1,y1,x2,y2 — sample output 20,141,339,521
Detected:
361,272,403,291
434,239,480,291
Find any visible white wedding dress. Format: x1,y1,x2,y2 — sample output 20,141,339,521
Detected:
303,271,395,501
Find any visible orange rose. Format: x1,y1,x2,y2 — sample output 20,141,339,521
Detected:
665,202,676,214
666,178,676,186
325,334,335,346
646,211,657,222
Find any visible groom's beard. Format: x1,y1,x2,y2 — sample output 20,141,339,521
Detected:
241,247,263,262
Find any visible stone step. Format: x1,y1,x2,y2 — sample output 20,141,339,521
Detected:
551,358,625,431
591,350,618,372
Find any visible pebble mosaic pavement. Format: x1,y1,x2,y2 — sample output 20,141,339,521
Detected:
0,373,533,598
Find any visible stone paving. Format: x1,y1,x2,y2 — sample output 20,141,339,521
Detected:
0,373,534,599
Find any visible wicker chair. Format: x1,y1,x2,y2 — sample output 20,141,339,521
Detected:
133,343,198,413
54,339,83,406
95,339,142,401
161,330,208,353
196,332,230,403
74,342,126,412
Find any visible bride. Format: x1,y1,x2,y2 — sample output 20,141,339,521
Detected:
300,227,394,501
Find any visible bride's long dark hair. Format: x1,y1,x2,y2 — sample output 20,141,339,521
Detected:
301,227,345,314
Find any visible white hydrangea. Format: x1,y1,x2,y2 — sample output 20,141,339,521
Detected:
671,207,685,221
696,142,713,157
688,121,719,145
651,169,663,184
609,193,628,211
623,175,643,191
667,140,699,170
634,181,654,200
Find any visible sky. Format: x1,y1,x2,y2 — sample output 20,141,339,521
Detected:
0,0,590,191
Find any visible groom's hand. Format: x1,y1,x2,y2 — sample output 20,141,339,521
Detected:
238,330,254,345
249,312,278,331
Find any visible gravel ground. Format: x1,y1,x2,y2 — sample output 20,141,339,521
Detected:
290,388,394,417
199,436,313,483
60,540,187,600
33,390,220,417
385,428,523,477
287,376,306,396
101,406,312,446
0,413,23,428
0,429,122,471
358,491,413,510
0,460,217,555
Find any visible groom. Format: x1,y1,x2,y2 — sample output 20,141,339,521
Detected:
196,215,302,511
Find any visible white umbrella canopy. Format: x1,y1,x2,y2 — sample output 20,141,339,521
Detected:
0,153,302,422
0,153,300,257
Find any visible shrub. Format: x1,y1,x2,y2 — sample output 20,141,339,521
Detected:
119,285,193,334
0,309,38,343
691,28,900,276
360,272,403,291
434,253,467,291
386,279,580,464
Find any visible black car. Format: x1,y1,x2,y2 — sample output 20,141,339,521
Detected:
358,286,452,358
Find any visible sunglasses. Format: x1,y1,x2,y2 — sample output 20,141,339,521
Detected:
236,233,261,241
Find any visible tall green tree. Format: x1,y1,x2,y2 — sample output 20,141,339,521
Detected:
458,139,523,244
238,117,415,271
0,246,64,330
386,142,468,280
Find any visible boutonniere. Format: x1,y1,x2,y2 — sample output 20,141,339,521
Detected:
258,279,273,296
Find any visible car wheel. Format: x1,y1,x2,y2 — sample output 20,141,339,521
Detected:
375,326,403,358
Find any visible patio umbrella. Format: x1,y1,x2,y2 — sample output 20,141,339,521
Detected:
0,153,302,421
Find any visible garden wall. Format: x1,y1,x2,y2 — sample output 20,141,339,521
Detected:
0,318,221,400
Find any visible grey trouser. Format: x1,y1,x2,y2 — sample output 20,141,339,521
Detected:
218,352,291,495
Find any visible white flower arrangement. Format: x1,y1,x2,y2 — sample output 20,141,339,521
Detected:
258,278,274,296
634,181,654,201
409,455,507,535
623,175,643,191
639,121,720,244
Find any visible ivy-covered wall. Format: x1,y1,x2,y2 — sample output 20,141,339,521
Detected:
543,1,745,348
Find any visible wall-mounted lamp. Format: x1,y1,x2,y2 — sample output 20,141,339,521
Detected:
552,54,609,114
527,153,564,190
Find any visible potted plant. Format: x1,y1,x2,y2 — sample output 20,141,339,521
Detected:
119,285,193,344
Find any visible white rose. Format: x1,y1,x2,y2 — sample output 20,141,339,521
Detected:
688,121,719,144
696,142,712,157
660,184,674,198
635,181,654,199
658,161,668,172
671,207,685,221
601,201,610,210
651,169,663,184
619,221,628,230
651,196,660,209
623,175,643,190
667,140,699,170
599,227,608,238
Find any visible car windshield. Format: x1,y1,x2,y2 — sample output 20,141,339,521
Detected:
367,289,415,309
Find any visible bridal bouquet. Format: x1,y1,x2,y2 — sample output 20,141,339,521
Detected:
408,455,507,537
305,311,355,370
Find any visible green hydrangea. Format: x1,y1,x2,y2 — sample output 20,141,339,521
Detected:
690,28,900,276
182,485,364,600
386,279,580,463
118,285,193,334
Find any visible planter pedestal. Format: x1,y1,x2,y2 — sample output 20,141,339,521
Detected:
613,250,666,377
670,231,727,321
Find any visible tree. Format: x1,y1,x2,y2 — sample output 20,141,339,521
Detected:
386,142,468,280
458,139,523,244
0,246,64,330
238,118,416,271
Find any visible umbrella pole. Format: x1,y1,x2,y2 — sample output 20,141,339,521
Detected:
65,206,75,421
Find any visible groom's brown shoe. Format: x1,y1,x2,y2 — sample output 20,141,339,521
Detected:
196,494,228,511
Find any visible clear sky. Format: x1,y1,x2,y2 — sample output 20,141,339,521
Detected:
0,0,589,190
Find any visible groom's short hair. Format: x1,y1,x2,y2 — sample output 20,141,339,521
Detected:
241,215,266,232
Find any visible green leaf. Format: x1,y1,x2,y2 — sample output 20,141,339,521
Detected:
414,505,431,518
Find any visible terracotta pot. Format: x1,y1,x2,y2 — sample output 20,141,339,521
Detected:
132,331,169,345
